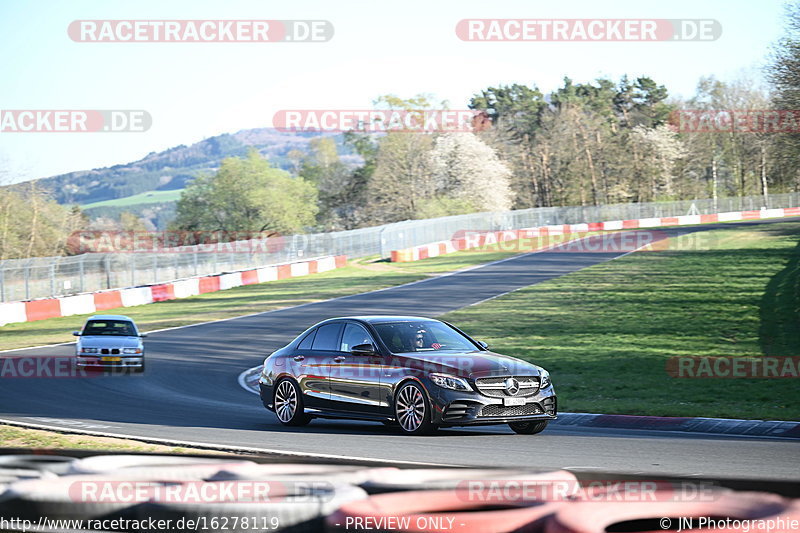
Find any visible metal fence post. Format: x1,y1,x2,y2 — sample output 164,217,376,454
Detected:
0,265,4,302
104,255,111,290
79,255,85,293
25,260,30,301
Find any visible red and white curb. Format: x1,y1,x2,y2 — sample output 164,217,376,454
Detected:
0,255,347,327
390,207,800,262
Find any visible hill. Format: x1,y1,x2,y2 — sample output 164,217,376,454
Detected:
19,127,352,200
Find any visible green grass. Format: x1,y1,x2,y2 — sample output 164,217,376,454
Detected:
80,189,184,209
0,250,522,351
441,221,800,421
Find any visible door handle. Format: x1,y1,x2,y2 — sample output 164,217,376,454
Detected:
333,356,346,363
293,355,305,362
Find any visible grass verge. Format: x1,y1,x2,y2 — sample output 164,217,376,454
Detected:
0,423,229,454
441,221,800,420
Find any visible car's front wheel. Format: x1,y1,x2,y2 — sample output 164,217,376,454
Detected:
274,379,311,426
508,420,549,435
394,382,435,436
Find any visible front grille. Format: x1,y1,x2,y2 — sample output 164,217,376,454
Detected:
480,403,544,418
100,348,121,355
475,376,540,398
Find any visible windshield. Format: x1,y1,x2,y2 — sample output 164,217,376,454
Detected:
82,320,137,336
372,321,477,353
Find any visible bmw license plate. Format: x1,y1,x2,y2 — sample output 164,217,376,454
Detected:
101,357,121,362
504,397,526,406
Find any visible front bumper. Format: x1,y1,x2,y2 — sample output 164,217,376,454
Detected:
430,384,557,427
260,383,275,411
76,356,144,368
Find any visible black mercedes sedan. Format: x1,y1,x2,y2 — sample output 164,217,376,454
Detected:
258,316,556,435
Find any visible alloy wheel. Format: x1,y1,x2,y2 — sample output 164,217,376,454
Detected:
275,380,298,423
395,383,425,432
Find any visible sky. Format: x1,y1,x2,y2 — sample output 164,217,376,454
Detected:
0,0,789,184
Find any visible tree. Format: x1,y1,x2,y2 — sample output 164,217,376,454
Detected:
680,76,771,203
172,149,317,237
428,133,513,213
767,1,800,189
0,181,86,260
470,84,547,139
630,125,687,200
119,211,150,232
365,132,435,223
300,137,365,230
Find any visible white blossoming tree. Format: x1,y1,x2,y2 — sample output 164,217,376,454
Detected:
428,132,514,213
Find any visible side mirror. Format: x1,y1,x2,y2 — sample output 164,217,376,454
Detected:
139,333,148,338
477,341,489,350
72,331,81,337
351,343,376,356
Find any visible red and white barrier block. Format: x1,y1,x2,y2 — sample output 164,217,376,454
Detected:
390,206,800,262
0,255,347,327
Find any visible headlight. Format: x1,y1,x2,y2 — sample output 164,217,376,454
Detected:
122,348,142,354
81,348,99,354
429,373,471,391
540,369,552,389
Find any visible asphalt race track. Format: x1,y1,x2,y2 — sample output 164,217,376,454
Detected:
0,220,797,480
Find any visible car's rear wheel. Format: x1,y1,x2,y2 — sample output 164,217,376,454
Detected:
274,379,311,426
508,420,549,435
394,382,434,436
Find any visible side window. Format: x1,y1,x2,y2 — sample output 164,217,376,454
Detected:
311,323,343,351
340,323,373,352
297,329,316,350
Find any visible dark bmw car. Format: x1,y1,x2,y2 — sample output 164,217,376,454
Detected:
259,316,556,435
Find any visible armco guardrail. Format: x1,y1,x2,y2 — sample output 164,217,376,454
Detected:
0,256,346,326
1,192,799,302
390,207,800,261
